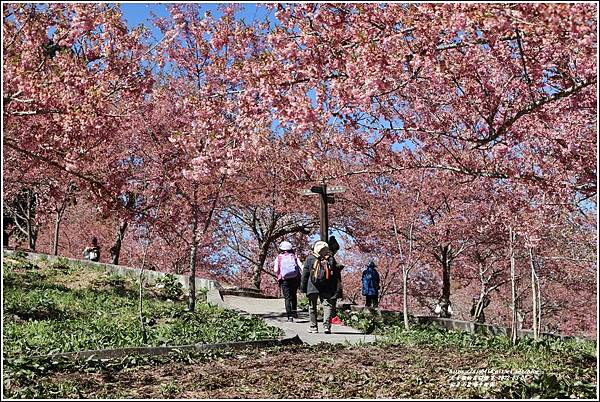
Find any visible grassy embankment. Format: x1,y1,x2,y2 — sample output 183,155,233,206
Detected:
3,253,596,398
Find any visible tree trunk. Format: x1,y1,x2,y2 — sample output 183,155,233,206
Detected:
251,264,262,290
402,266,410,330
139,267,148,344
475,293,486,323
110,220,128,265
509,226,518,345
252,243,270,290
536,272,542,335
188,176,225,311
188,239,198,312
440,245,452,318
173,257,185,275
529,248,540,339
251,214,282,291
473,263,486,323
188,214,199,312
139,235,155,344
2,227,10,247
52,211,61,255
3,215,14,247
392,215,412,330
52,185,73,256
27,228,36,250
26,191,37,251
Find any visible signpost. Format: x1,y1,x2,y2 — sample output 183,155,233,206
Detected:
300,183,347,241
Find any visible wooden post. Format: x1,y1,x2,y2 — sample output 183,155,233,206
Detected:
300,183,345,242
320,183,328,241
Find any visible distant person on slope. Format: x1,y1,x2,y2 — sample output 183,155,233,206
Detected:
83,237,101,262
362,260,380,307
435,298,453,318
274,241,302,322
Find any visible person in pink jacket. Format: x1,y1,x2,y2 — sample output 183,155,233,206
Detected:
274,241,303,322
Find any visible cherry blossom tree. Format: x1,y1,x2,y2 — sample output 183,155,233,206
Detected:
2,3,595,338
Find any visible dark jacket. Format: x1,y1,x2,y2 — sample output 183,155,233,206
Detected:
362,266,380,296
301,253,341,299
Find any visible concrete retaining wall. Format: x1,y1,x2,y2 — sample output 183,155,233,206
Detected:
3,249,222,292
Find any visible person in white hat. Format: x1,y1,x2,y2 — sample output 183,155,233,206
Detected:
300,240,341,334
274,240,303,322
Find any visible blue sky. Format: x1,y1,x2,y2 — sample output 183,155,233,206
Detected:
120,2,275,40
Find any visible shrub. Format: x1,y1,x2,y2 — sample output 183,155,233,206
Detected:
493,372,596,399
297,295,309,311
197,287,208,303
336,310,378,334
4,256,38,271
49,258,71,271
92,273,129,289
155,274,184,301
14,250,29,260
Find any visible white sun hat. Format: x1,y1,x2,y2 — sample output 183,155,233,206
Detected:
279,241,293,251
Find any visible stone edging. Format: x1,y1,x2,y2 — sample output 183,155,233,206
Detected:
219,288,279,299
27,336,304,362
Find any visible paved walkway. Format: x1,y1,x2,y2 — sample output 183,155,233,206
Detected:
221,295,378,346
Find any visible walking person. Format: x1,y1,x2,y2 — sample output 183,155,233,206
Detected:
328,235,344,324
362,261,380,307
435,298,453,318
83,237,101,262
301,240,341,334
274,241,302,322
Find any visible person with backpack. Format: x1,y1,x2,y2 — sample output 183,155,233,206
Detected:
301,240,341,334
83,237,101,262
328,235,344,324
274,241,303,322
362,260,380,307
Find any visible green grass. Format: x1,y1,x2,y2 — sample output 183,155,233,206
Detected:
2,255,282,359
380,323,597,398
381,322,595,358
335,308,596,399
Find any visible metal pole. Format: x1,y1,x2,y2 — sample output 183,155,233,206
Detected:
320,182,328,241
